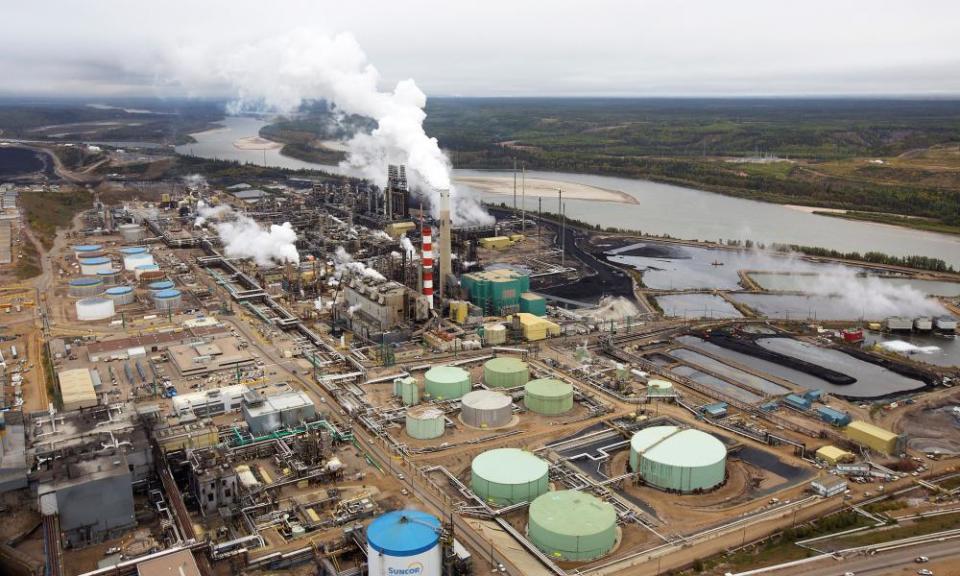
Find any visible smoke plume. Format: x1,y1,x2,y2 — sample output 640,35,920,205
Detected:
173,30,492,225
333,246,385,281
400,235,417,258
195,202,299,266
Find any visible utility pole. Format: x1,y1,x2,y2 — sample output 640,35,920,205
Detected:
513,158,517,210
521,161,526,233
561,201,566,267
538,196,542,259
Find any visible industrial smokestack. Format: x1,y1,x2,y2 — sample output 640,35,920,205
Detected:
422,225,434,309
439,189,452,300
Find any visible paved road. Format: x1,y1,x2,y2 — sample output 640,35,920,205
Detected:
774,539,960,576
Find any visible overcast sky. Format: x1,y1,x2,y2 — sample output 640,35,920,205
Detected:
3,0,959,98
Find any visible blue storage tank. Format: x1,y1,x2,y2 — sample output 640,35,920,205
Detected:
119,246,148,255
816,406,851,427
148,280,175,291
366,510,442,576
783,394,812,411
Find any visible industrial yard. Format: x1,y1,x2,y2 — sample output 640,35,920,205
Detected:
0,149,958,576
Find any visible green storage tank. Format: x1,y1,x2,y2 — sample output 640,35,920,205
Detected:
519,293,547,316
461,269,531,315
471,448,549,506
405,406,445,439
483,357,529,388
424,366,471,400
528,490,618,562
394,376,419,406
629,426,726,493
524,378,574,415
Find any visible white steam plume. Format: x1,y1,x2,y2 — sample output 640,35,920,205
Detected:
333,246,385,281
789,266,945,318
195,202,299,266
878,340,940,355
171,29,492,225
400,235,417,258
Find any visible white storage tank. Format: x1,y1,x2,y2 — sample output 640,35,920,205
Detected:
461,389,513,428
366,511,442,576
72,244,102,259
104,285,135,305
119,223,143,242
79,256,113,275
123,251,154,271
154,288,182,311
68,277,104,298
76,297,115,321
483,323,507,345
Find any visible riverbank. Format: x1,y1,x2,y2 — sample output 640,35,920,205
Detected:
813,210,960,237
454,175,638,204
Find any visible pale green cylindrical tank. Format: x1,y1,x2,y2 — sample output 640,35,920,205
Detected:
528,490,618,562
424,366,471,400
393,377,419,406
483,357,529,388
405,406,445,439
629,426,726,493
471,448,548,506
524,378,574,415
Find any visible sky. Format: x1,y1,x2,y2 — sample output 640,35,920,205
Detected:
2,0,959,98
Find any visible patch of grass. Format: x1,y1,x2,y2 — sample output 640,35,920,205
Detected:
830,512,960,549
814,210,960,236
714,511,870,572
15,235,41,280
939,476,960,491
19,190,92,249
864,499,907,515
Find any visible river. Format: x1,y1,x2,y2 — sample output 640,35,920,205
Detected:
175,116,960,268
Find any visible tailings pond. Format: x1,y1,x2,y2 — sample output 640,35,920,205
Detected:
677,335,925,398
655,294,742,319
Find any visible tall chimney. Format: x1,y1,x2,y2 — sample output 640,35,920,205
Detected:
439,189,452,300
421,225,434,309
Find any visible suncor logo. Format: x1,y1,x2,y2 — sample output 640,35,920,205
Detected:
388,561,424,575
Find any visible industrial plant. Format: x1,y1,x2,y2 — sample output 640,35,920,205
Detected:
1,134,959,576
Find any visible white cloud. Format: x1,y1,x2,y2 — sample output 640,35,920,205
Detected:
0,0,958,97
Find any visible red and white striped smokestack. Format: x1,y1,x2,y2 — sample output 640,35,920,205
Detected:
421,225,434,309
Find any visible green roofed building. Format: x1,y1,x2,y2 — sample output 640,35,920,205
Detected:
461,269,530,315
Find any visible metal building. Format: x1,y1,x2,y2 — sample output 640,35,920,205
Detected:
242,391,317,435
37,454,136,547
